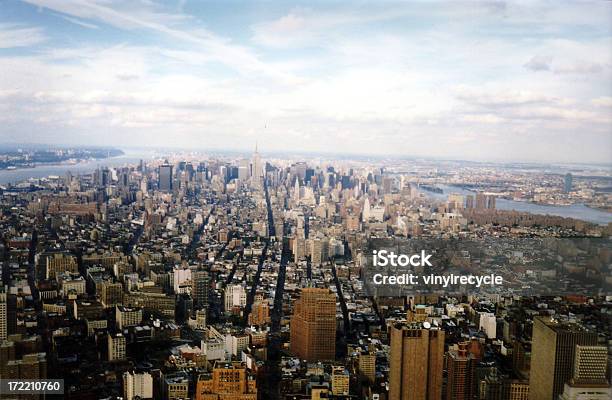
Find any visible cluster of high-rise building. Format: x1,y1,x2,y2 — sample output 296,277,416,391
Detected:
0,148,609,399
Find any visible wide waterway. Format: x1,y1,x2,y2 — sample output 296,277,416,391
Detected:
1,156,610,225
0,149,155,185
419,184,612,226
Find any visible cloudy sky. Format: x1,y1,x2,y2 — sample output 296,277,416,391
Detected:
1,1,611,163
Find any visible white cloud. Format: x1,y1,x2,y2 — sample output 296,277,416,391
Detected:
591,96,612,107
56,14,99,29
22,0,299,83
0,24,46,48
524,55,552,72
554,62,604,75
0,1,610,162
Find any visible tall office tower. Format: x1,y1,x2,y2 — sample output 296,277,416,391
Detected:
559,345,610,400
572,345,608,382
446,344,469,400
401,180,412,197
311,237,325,265
0,286,6,341
158,162,173,192
294,178,301,200
118,168,129,188
475,192,487,209
140,177,148,193
362,197,371,222
487,195,496,209
448,193,465,210
529,316,598,400
305,168,314,183
192,270,210,309
219,165,227,183
446,341,481,400
466,195,474,209
290,288,336,361
108,333,127,361
512,340,531,379
564,173,573,193
176,294,193,324
382,177,393,194
388,323,445,400
293,237,306,262
251,143,263,185
227,166,238,181
95,167,112,187
123,371,154,400
195,361,257,400
295,162,308,181
238,159,250,180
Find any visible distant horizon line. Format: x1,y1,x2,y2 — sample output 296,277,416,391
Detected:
1,141,611,169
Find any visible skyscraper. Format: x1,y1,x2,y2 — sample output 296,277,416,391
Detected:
0,286,7,341
251,143,263,186
448,193,464,210
294,178,300,200
446,344,470,400
475,192,487,209
290,288,336,361
571,345,608,383
564,173,573,193
558,345,610,400
192,270,210,309
529,316,598,400
487,195,496,209
466,195,474,209
362,197,371,222
446,340,482,400
159,162,173,192
388,322,444,400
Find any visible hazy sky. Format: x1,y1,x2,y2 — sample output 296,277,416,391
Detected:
1,1,611,163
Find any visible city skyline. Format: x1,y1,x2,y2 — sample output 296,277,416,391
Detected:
0,149,610,399
1,1,611,163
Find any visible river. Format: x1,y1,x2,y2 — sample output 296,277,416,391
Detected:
418,184,612,226
2,155,610,225
0,149,156,185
